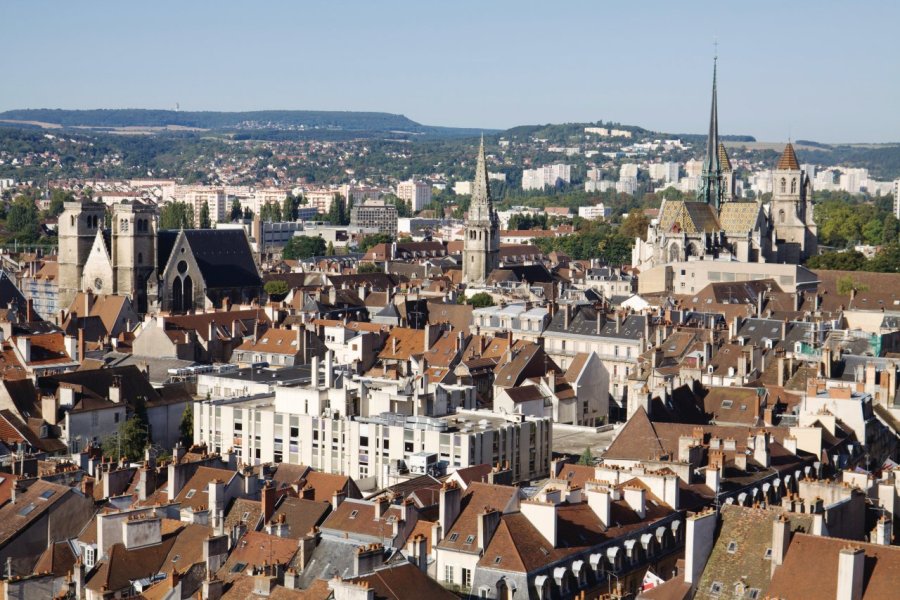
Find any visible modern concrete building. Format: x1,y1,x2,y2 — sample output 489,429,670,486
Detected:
350,200,398,236
396,180,432,213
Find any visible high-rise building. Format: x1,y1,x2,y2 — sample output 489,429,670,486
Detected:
521,164,571,190
349,199,398,236
462,137,500,285
893,179,900,219
396,180,432,212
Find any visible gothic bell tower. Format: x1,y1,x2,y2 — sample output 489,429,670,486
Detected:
462,136,500,285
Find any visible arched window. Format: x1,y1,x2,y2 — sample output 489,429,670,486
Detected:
780,178,787,194
779,209,785,223
71,215,75,227
791,178,797,194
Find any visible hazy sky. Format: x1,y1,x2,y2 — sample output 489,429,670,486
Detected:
2,1,898,143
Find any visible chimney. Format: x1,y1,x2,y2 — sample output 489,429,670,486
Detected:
615,311,622,333
297,530,318,570
771,515,791,576
109,375,122,404
262,481,278,521
325,350,334,388
311,354,319,388
202,577,224,600
753,431,771,468
424,323,432,352
406,534,428,572
705,466,720,494
332,489,346,509
623,486,646,519
757,291,764,317
685,510,717,585
283,568,300,590
438,482,462,538
836,547,865,600
353,543,385,576
585,482,611,526
15,336,31,363
873,516,892,546
520,496,559,548
373,496,389,520
476,507,501,550
564,304,570,329
25,299,33,323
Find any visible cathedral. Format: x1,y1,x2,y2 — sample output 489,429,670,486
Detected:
631,60,817,270
462,136,500,284
58,200,263,314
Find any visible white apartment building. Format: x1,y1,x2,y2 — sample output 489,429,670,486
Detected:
616,177,638,195
839,168,869,194
585,180,615,193
578,204,612,220
684,158,703,178
649,162,680,183
619,163,639,179
305,189,341,214
193,389,552,486
396,180,432,212
176,186,227,225
894,179,900,219
453,181,474,195
339,184,383,207
521,164,571,191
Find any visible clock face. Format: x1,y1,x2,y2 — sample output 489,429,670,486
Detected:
94,277,103,290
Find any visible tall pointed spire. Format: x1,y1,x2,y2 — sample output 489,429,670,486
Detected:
698,56,726,209
468,134,495,223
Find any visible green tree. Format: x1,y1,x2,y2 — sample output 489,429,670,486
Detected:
326,241,335,256
243,207,254,220
866,244,900,273
836,275,870,295
282,235,327,260
462,292,494,308
179,405,193,447
619,208,650,241
359,233,393,253
357,262,382,274
230,198,243,221
46,188,74,218
577,447,594,466
7,195,41,242
807,250,867,271
102,416,148,462
264,280,290,300
160,201,194,229
282,193,297,221
327,194,348,225
199,200,211,228
260,201,282,223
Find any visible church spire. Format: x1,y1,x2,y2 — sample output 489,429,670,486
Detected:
698,56,726,209
472,134,492,210
468,134,496,224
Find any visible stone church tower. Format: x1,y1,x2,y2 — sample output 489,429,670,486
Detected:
111,202,158,313
462,137,500,285
58,200,106,308
771,143,817,264
58,200,160,312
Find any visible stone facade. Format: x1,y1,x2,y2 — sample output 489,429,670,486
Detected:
462,138,500,285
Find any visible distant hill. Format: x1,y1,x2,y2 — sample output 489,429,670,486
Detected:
0,108,486,138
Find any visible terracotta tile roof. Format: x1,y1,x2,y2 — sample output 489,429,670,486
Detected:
219,531,299,580
87,536,176,593
32,540,77,577
776,142,800,170
767,533,900,599
299,470,358,503
437,482,519,553
694,504,813,600
350,562,458,600
426,301,472,335
236,328,302,356
225,497,263,533
269,497,330,537
319,498,404,540
379,328,425,361
407,519,436,555
479,497,676,573
174,466,237,511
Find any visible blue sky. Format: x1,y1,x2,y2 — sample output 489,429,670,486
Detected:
1,1,898,143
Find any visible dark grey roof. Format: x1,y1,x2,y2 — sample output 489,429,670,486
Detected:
0,271,30,317
159,229,262,289
544,304,646,341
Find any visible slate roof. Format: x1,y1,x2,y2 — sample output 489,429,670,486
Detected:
544,305,646,341
159,229,262,289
